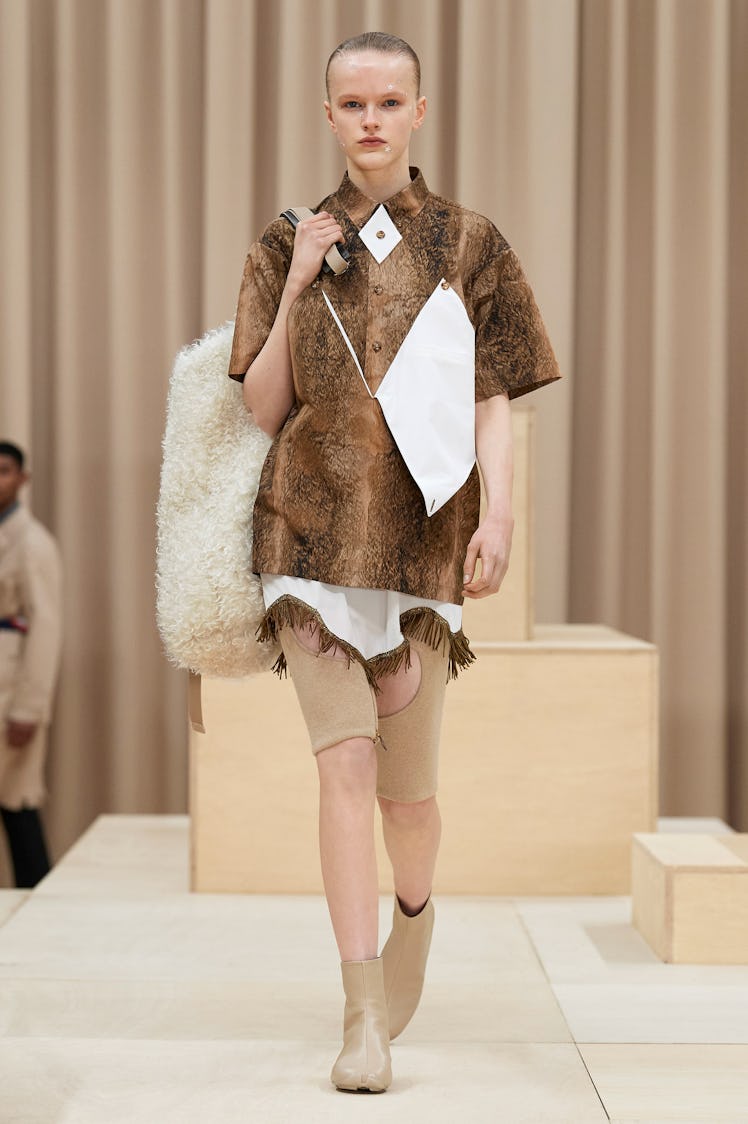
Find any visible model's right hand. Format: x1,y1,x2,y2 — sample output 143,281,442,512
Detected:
287,211,345,290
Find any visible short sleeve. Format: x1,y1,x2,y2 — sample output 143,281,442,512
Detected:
227,222,292,382
472,227,563,402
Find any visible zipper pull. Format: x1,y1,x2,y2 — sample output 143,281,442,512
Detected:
375,729,389,752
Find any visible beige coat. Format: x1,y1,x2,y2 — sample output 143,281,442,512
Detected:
0,505,63,809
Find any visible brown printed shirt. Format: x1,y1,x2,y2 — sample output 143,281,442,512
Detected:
228,166,562,606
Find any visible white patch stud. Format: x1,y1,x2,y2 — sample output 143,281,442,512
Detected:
358,203,402,263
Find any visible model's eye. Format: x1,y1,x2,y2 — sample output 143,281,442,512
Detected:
342,100,360,109
383,99,400,107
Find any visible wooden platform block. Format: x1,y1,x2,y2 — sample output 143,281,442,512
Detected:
631,833,748,963
434,624,658,894
462,406,533,642
190,623,658,896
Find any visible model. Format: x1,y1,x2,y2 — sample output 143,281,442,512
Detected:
227,31,563,1092
0,440,62,887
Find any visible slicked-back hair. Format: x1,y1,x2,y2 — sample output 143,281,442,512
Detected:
325,31,421,100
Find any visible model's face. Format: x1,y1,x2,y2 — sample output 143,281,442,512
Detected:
324,51,426,171
0,456,26,508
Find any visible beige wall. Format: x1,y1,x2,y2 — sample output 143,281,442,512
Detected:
0,0,745,880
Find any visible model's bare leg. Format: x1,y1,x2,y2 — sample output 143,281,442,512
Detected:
377,794,441,914
305,623,437,956
316,736,380,961
318,735,393,1092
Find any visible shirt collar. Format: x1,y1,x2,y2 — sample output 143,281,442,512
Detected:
334,165,430,229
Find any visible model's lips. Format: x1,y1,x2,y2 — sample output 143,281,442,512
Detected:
359,137,386,145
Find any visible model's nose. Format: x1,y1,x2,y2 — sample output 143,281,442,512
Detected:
360,103,381,128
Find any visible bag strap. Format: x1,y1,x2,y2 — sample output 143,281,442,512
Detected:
280,205,350,276
188,670,205,734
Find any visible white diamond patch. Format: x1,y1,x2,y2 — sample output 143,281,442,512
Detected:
357,204,402,263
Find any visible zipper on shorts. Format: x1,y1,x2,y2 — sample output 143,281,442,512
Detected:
372,702,388,752
375,729,389,752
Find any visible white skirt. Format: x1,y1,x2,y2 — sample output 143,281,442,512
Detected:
260,572,462,662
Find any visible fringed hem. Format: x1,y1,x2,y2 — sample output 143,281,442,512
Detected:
254,594,476,693
399,606,477,682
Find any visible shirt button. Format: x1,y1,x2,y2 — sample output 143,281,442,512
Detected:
372,341,382,352
375,230,386,239
441,279,450,289
373,284,383,295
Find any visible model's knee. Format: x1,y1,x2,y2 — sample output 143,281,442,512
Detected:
316,735,378,792
377,792,438,828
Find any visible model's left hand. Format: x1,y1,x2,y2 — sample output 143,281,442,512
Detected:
462,512,513,598
6,720,39,749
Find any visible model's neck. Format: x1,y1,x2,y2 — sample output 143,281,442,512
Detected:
346,158,413,205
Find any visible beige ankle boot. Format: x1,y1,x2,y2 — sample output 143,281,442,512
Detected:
330,955,392,1092
381,892,435,1040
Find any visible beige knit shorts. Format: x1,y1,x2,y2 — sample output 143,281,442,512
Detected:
277,624,449,803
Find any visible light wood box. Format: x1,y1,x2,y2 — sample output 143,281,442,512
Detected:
631,833,748,963
190,624,658,896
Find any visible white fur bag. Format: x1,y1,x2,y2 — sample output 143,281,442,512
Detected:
156,319,280,680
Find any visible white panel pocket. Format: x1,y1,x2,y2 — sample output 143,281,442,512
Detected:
375,281,475,516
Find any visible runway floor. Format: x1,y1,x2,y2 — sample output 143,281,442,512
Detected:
1,813,747,1123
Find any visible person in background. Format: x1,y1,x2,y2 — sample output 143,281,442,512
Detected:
0,440,62,887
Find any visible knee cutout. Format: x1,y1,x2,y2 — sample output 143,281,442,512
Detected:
375,647,422,718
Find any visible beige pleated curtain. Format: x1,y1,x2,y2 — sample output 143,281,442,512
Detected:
0,0,745,880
